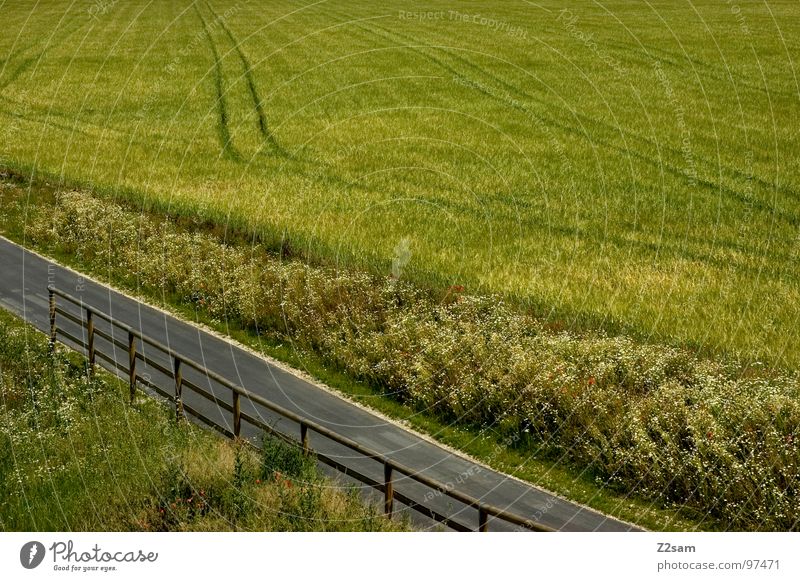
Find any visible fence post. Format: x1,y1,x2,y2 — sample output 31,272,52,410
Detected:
478,507,489,532
300,422,309,455
86,309,95,376
174,357,183,422
384,462,394,518
128,331,137,404
48,287,57,350
233,390,241,439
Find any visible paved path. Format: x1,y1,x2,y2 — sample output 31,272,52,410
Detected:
0,235,639,532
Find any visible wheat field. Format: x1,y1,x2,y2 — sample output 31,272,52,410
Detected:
1,0,799,367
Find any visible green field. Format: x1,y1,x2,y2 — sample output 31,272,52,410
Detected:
1,0,799,370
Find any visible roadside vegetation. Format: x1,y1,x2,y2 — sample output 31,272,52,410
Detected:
4,179,796,531
0,308,402,531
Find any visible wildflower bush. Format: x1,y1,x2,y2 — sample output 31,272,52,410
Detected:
25,191,800,530
0,309,401,531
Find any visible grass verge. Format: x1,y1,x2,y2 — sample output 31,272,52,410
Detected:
0,307,405,531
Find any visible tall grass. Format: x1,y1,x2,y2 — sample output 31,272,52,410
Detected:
20,188,800,530
0,309,403,531
1,0,798,367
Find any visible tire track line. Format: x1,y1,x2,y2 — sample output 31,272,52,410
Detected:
0,7,87,92
194,2,241,162
328,8,799,218
205,0,287,157
604,39,796,100
395,18,798,204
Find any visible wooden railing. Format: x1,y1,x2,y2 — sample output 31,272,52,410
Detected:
48,286,553,533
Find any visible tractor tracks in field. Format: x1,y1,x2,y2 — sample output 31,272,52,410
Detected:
325,7,800,222
603,39,798,102
0,95,189,151
194,3,241,162
195,0,286,161
0,9,88,92
204,0,286,157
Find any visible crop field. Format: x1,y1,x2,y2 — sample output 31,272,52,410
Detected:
1,0,799,372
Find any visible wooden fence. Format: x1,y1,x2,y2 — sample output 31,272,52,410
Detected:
48,286,553,532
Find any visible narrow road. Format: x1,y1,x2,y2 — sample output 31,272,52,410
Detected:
0,236,639,532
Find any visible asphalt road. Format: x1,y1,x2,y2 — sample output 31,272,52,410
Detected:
0,235,639,532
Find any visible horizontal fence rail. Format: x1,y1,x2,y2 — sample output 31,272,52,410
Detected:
48,286,553,532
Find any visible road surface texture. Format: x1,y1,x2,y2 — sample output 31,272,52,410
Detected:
0,236,639,532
